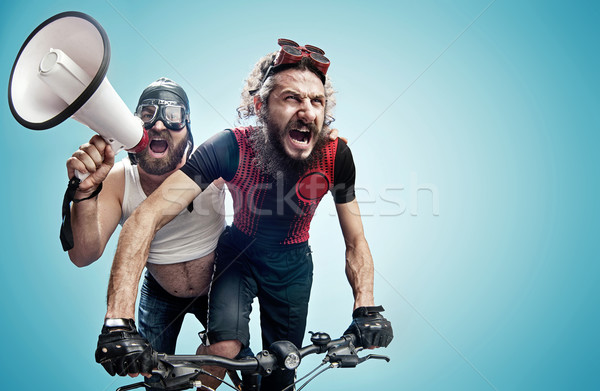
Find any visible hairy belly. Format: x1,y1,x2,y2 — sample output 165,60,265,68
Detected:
146,252,215,298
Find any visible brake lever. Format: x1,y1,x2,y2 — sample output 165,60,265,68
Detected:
116,382,147,391
358,354,390,363
327,352,391,368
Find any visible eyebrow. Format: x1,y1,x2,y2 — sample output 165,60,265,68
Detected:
279,88,325,100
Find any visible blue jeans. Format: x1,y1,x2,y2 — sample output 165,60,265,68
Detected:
138,271,209,354
139,270,254,390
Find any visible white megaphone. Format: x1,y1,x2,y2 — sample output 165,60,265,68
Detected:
8,11,148,180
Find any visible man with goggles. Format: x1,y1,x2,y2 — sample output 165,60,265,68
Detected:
65,78,228,390
136,98,189,131
97,40,393,391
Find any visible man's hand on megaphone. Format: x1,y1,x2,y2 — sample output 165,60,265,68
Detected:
67,135,115,194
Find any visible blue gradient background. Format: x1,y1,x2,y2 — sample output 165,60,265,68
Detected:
1,1,598,390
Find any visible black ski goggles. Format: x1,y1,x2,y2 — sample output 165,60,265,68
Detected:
135,99,189,131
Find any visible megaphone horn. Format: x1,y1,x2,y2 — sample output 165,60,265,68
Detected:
8,11,148,165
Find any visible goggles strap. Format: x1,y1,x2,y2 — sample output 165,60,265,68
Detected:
260,62,325,89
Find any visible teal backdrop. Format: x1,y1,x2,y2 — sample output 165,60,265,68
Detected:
0,1,598,390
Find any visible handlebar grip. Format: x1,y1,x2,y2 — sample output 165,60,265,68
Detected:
343,333,358,347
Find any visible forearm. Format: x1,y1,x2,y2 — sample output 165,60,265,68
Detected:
68,195,105,267
345,237,375,310
105,210,155,319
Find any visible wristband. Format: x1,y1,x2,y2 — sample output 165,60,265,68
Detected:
73,182,103,203
60,177,102,251
103,318,133,328
352,305,385,318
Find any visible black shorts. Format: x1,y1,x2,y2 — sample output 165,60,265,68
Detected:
206,225,314,350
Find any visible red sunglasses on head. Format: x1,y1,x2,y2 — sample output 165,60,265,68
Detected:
273,38,330,76
258,38,330,88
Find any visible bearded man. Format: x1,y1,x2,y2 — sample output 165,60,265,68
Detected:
64,79,226,389
95,40,393,391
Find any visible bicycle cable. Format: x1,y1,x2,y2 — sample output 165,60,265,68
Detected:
281,361,328,391
295,364,334,391
198,369,239,391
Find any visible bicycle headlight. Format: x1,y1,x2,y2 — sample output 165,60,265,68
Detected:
268,340,301,371
284,352,301,370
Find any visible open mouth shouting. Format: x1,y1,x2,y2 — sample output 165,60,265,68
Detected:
276,120,321,160
148,138,169,158
284,119,319,154
289,127,313,146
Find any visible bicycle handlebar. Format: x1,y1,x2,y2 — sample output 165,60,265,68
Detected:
116,332,389,391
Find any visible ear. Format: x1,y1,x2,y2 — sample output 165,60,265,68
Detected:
253,95,263,114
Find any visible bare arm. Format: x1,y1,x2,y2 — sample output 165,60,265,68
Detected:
66,136,122,267
105,170,201,319
336,199,375,310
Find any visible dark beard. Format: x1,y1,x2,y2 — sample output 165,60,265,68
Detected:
249,117,328,179
136,131,189,176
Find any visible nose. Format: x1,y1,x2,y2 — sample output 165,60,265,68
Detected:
297,98,317,124
151,119,168,131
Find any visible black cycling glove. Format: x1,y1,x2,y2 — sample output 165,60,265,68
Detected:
95,318,156,376
344,305,393,348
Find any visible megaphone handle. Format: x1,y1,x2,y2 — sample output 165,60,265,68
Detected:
75,169,90,181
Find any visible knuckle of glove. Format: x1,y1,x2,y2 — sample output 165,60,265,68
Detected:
95,347,107,363
95,341,120,363
139,353,156,373
347,307,393,348
360,330,376,347
357,316,393,347
116,356,133,376
101,361,117,376
123,351,153,375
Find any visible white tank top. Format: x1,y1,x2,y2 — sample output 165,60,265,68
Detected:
118,157,226,265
